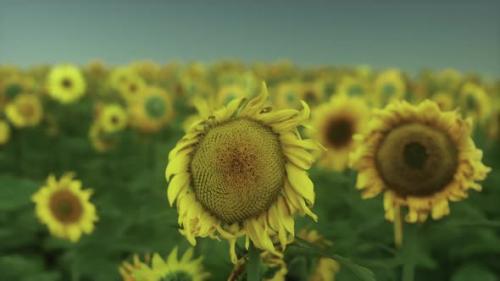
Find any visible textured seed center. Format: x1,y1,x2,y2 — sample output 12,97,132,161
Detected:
49,190,83,224
190,118,285,224
325,117,353,148
375,123,458,197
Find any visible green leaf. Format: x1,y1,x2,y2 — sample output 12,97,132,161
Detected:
451,264,497,281
246,243,262,281
0,176,39,211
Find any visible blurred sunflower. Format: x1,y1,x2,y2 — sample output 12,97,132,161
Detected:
0,119,11,145
431,91,455,111
373,69,406,105
300,81,325,108
459,82,492,124
0,73,35,104
120,248,209,281
47,64,87,104
216,84,247,106
166,83,318,262
97,104,128,133
336,75,368,98
351,100,491,222
89,123,116,152
5,93,43,128
310,94,370,171
273,81,302,109
118,75,147,102
32,173,98,242
128,87,174,133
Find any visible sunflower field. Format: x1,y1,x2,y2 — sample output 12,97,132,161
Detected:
0,61,499,281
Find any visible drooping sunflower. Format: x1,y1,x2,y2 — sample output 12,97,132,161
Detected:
373,69,406,106
32,173,98,242
0,119,11,145
97,104,128,133
47,64,87,104
310,94,370,171
459,82,492,125
120,248,209,281
5,93,43,128
351,100,491,223
166,82,318,262
128,87,174,133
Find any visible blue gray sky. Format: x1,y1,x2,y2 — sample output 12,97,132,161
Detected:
1,0,499,76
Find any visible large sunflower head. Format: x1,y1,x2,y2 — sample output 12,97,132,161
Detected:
351,100,491,222
32,173,98,242
310,94,370,171
459,82,492,124
120,248,209,281
5,93,43,128
128,87,174,133
47,64,87,104
166,82,318,262
0,119,11,145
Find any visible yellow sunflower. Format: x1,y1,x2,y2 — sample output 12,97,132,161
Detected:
300,81,326,108
166,82,318,263
32,173,98,242
351,100,491,223
121,248,209,281
0,73,36,104
88,123,116,152
47,64,86,104
431,91,455,112
310,94,370,171
0,119,11,145
459,82,492,124
128,87,174,133
272,81,303,109
5,93,43,128
373,69,406,106
97,104,128,133
336,75,369,99
216,84,248,106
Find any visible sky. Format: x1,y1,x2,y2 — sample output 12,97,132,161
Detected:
0,0,499,76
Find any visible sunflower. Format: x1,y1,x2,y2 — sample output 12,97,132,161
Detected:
373,69,406,106
431,91,455,111
166,82,318,263
336,75,368,98
0,119,11,145
128,87,174,133
121,248,209,281
47,64,86,104
5,93,43,128
459,82,492,124
272,81,303,109
32,173,98,242
97,104,128,133
299,81,325,108
310,94,370,171
351,100,491,223
0,73,35,104
89,123,116,152
216,84,248,106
